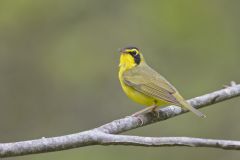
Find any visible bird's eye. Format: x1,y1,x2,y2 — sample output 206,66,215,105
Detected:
129,50,137,56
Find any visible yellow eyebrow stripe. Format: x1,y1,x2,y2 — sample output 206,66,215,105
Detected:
125,49,139,54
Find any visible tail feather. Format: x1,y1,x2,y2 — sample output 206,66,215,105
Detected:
174,93,206,118
179,99,206,118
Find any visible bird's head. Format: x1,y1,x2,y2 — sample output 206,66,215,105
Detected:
119,46,144,69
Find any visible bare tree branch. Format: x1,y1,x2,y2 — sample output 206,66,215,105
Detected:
98,134,240,150
1,84,240,158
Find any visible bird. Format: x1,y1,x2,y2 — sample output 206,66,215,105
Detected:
118,46,206,118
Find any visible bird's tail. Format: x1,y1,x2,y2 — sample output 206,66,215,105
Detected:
174,92,206,118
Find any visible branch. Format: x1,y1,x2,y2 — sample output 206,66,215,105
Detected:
98,134,240,150
1,84,240,158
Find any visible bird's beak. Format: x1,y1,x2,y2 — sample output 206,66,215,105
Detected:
118,48,127,54
121,51,128,54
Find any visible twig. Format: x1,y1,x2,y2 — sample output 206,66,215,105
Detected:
0,84,240,158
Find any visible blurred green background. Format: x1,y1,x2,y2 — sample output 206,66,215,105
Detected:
1,0,240,159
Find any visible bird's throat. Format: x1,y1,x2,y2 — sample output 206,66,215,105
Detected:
119,54,136,71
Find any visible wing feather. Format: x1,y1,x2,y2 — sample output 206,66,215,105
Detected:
123,64,181,105
124,79,179,104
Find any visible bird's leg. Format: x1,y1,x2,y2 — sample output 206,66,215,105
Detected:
131,105,157,117
131,105,159,126
151,105,160,118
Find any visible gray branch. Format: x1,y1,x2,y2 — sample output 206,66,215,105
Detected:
1,84,240,158
98,134,240,150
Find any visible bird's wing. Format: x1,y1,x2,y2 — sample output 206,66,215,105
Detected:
123,64,180,105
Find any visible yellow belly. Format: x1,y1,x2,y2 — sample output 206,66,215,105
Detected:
120,80,169,107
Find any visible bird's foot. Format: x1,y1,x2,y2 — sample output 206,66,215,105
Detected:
128,114,144,126
150,106,160,118
151,110,159,118
130,105,159,125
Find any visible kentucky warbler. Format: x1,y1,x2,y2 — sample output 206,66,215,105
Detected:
118,46,205,118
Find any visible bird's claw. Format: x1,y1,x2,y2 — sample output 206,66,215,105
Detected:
151,110,160,118
130,115,144,126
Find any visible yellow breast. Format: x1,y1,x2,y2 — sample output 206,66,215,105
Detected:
119,78,155,106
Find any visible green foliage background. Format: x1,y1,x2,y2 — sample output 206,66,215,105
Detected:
0,0,240,159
